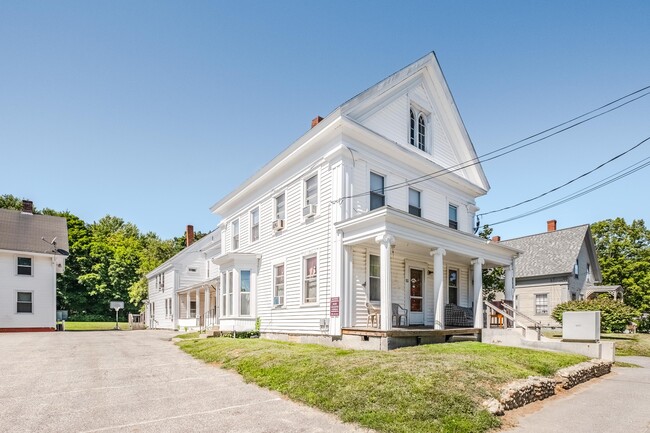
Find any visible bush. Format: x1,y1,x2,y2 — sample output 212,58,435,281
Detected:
552,298,638,333
637,315,650,333
66,313,114,322
221,330,260,339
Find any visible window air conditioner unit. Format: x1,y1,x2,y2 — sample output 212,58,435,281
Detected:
272,219,285,231
303,204,317,218
273,296,284,306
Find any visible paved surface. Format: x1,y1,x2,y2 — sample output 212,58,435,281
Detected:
505,356,650,433
0,331,369,433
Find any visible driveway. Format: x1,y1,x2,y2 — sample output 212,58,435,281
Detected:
504,356,650,433
0,331,368,433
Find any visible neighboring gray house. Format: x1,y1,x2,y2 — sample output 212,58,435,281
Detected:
501,219,622,327
0,201,69,331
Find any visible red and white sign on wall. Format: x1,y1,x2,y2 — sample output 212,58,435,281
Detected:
330,297,340,317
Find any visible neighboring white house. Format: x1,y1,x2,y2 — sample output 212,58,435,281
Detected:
0,201,68,331
147,52,519,347
145,226,221,330
501,219,622,327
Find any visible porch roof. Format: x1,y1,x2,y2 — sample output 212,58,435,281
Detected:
335,206,520,266
176,277,220,295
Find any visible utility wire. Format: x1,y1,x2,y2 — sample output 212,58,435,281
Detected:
380,90,650,195
338,85,650,201
478,135,650,216
486,153,650,226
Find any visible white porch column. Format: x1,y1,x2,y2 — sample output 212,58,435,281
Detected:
185,292,191,319
195,287,201,323
431,248,446,330
375,233,395,330
472,258,485,329
504,265,514,301
204,286,210,322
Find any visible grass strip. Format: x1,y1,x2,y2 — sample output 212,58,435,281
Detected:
63,321,130,331
178,338,586,433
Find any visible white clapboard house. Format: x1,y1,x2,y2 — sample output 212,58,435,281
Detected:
0,201,68,331
147,52,519,349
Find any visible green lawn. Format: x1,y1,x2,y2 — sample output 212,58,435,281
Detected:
543,331,650,357
63,321,130,331
177,338,586,433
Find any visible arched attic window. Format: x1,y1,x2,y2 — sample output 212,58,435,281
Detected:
418,114,426,151
409,109,416,146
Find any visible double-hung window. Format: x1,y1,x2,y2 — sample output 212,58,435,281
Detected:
250,208,259,242
368,255,380,302
535,294,549,315
227,271,234,316
17,257,32,276
275,193,286,221
448,204,458,230
240,270,251,316
305,175,318,208
17,292,33,313
273,264,284,307
408,188,421,217
231,219,239,250
369,172,385,210
303,255,317,303
448,269,458,305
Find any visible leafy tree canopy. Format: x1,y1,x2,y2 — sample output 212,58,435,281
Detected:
478,225,505,301
591,218,650,312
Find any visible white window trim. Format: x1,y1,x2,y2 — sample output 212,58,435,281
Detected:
250,207,260,244
408,103,431,154
448,202,459,230
272,260,286,309
367,252,381,303
239,269,252,317
231,219,240,251
534,293,549,316
303,172,319,220
369,171,386,211
408,187,422,217
16,290,34,314
16,255,34,277
273,191,287,231
301,252,319,306
447,268,459,305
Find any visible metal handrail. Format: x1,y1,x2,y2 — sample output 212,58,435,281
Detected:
501,303,542,328
485,301,542,340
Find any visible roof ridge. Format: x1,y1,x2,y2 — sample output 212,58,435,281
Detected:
502,224,589,242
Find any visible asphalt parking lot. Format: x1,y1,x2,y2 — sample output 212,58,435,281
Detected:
0,331,368,433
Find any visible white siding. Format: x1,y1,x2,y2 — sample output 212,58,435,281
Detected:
0,252,57,329
361,94,409,146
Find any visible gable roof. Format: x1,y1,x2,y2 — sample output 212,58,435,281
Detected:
210,51,489,214
146,229,221,278
0,208,69,255
501,225,598,279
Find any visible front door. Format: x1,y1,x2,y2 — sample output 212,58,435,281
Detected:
409,268,424,325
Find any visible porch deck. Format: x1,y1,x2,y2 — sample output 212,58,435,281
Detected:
342,326,481,342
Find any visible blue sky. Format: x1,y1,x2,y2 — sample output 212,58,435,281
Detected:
1,1,648,240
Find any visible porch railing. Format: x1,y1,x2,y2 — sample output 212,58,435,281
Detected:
484,301,542,341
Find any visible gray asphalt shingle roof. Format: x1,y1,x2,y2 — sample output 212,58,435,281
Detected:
501,225,589,278
0,209,69,255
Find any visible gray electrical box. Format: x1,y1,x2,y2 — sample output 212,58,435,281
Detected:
562,311,600,342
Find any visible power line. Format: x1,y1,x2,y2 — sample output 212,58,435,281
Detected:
339,84,650,201
479,135,650,216
486,153,650,226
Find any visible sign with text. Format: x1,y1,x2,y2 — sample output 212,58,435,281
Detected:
330,297,340,317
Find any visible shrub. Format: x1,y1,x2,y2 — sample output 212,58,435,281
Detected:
221,330,260,339
637,315,650,333
551,298,638,333
67,313,114,322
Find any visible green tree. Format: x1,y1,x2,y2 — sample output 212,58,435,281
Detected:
128,233,179,308
591,218,650,312
0,194,37,212
478,225,505,301
552,297,638,333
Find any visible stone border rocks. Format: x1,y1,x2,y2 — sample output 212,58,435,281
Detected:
482,359,613,415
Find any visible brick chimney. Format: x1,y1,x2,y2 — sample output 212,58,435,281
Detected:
547,219,557,232
186,225,194,247
311,116,324,128
492,236,500,243
21,200,34,214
